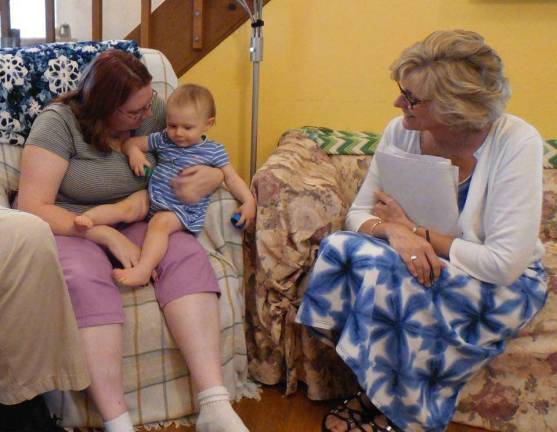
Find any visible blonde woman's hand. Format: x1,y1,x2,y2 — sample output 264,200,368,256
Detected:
385,223,444,287
373,190,413,229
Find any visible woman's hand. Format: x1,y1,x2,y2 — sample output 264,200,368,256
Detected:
85,225,141,269
373,191,413,229
385,223,444,287
171,165,224,204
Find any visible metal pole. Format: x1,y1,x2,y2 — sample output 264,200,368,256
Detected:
235,0,263,180
250,61,260,180
248,0,263,180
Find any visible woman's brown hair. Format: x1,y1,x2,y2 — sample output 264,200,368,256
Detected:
55,49,152,152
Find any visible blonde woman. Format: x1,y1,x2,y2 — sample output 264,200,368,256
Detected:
297,30,547,432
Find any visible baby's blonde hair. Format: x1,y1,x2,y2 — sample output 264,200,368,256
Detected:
168,83,216,119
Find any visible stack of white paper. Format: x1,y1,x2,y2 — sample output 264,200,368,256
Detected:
374,148,461,236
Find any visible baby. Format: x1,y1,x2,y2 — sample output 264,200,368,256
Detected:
75,83,256,286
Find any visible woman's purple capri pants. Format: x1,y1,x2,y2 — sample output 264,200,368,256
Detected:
54,221,219,328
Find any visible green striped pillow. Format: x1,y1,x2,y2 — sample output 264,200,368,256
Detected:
303,126,557,168
301,126,380,155
544,139,557,169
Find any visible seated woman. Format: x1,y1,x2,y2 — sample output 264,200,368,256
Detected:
296,29,547,432
0,208,90,432
17,50,248,432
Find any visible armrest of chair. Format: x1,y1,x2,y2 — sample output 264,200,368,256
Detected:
0,143,21,208
139,47,178,101
198,185,243,276
243,129,349,388
246,129,348,318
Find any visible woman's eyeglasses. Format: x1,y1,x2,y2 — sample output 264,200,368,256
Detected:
397,82,425,109
118,89,157,120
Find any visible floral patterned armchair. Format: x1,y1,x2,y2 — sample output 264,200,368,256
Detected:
245,127,557,431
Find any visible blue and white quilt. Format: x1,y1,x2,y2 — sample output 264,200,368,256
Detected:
0,40,140,146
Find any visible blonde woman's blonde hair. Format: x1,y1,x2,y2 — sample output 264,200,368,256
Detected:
390,29,510,131
168,83,216,119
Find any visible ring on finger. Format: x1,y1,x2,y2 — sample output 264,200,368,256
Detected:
410,255,418,261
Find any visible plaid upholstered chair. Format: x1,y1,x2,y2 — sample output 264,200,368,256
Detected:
245,127,557,431
0,41,256,429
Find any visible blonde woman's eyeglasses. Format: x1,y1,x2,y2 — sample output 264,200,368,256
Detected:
397,82,425,109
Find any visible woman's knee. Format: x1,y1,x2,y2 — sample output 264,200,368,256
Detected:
165,230,206,260
322,231,354,249
155,231,218,304
54,237,124,326
56,238,115,293
157,231,210,278
8,212,54,252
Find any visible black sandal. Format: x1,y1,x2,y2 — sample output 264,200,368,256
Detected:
322,391,373,432
366,411,404,432
322,391,404,432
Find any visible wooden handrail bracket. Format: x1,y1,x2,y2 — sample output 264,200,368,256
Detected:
192,0,203,50
92,0,102,40
141,0,151,48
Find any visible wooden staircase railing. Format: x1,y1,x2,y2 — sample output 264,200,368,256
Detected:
0,0,269,76
125,0,270,77
0,0,153,44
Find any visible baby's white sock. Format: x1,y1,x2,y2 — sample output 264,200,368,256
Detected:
196,386,249,432
104,411,134,432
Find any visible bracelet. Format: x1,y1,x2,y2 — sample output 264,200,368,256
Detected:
369,219,383,236
411,224,423,234
425,229,431,243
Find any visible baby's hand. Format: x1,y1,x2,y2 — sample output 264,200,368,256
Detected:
130,152,151,177
237,198,256,229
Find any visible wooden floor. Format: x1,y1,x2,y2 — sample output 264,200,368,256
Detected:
159,384,488,432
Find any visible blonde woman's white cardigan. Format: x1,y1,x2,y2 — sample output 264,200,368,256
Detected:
346,114,545,286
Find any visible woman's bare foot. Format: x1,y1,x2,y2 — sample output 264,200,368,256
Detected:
112,266,152,287
74,214,94,229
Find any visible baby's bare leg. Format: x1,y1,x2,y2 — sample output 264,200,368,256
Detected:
74,190,149,228
113,211,183,287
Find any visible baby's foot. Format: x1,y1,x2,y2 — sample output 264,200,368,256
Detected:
112,267,152,287
74,214,94,229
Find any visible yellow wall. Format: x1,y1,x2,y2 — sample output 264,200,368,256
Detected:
181,0,557,181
